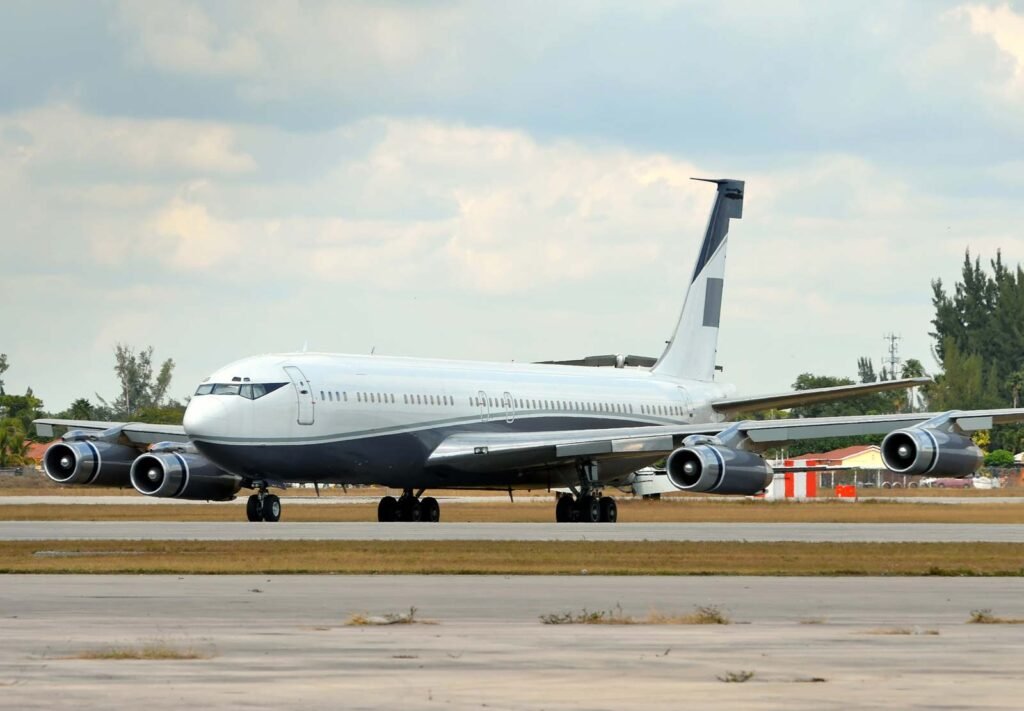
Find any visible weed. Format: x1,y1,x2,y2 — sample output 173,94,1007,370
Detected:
718,670,755,683
346,606,432,626
968,609,1024,624
863,627,940,636
540,604,730,625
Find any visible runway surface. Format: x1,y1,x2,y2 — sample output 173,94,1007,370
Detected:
2,575,1023,710
3,520,1024,542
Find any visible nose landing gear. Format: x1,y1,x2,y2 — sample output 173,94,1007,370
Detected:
246,485,281,522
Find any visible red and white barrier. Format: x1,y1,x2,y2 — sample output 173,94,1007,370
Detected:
763,459,819,500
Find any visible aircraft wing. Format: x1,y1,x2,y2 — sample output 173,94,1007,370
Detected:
710,377,931,416
426,408,1024,476
33,419,188,447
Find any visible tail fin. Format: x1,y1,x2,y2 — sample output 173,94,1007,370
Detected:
652,178,744,381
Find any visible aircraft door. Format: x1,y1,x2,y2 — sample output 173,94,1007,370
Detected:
283,366,315,425
677,386,694,420
503,391,515,423
477,390,490,422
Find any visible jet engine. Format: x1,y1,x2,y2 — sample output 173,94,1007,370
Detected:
130,451,242,501
665,443,773,495
42,437,138,487
881,428,982,477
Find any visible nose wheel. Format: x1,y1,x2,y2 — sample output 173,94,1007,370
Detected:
246,490,282,522
377,490,440,522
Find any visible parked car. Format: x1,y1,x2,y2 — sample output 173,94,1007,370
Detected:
926,477,973,489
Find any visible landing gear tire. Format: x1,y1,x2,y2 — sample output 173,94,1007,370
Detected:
262,494,282,522
420,497,441,522
577,495,601,523
599,496,617,523
246,495,262,522
378,496,398,522
555,495,574,523
401,498,422,522
378,491,439,522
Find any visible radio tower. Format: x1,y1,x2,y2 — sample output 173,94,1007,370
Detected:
883,332,901,380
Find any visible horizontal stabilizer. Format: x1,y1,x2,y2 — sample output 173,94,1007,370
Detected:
535,354,658,369
711,377,931,416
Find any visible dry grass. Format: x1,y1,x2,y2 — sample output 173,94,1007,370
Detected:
70,643,210,660
6,499,1024,523
968,609,1024,624
3,540,1024,575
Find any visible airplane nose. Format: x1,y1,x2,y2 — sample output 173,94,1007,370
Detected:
183,396,228,437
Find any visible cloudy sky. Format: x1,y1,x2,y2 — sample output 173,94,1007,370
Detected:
2,0,1024,411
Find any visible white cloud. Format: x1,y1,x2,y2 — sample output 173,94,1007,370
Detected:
0,105,256,177
958,3,1024,84
115,0,264,77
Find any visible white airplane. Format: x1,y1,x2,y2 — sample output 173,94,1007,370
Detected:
35,179,1024,523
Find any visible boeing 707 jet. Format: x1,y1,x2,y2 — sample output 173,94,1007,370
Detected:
35,179,1024,523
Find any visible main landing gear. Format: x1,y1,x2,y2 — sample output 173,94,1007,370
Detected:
555,493,618,523
377,489,441,522
246,486,282,522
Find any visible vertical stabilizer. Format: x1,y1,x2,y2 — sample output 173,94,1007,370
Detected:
652,178,744,381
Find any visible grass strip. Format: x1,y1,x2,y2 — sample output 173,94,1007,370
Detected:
3,540,1024,575
5,500,1024,523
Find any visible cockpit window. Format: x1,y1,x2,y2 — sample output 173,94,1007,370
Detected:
197,382,287,399
241,382,287,399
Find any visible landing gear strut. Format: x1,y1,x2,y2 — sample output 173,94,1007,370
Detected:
377,489,440,522
246,485,281,523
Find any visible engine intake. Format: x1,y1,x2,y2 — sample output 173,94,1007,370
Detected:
130,451,242,501
881,428,982,477
665,444,773,495
130,452,242,501
42,440,137,487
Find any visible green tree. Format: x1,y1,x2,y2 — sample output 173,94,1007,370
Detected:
857,357,877,384
96,345,176,418
925,339,1001,412
0,390,44,440
0,353,7,395
1008,369,1024,409
984,449,1015,467
0,417,29,467
63,398,95,420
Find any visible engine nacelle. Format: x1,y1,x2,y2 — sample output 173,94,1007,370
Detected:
42,440,137,487
130,452,242,501
881,428,982,476
665,444,773,495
